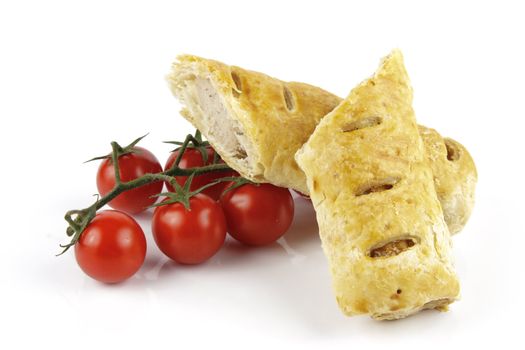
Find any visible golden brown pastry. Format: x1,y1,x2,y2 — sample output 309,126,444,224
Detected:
167,55,476,234
295,50,460,320
167,54,340,195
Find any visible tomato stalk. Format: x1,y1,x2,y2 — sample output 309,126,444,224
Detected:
150,175,255,210
165,129,215,166
59,132,234,256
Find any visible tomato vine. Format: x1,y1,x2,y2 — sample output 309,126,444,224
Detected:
59,131,250,255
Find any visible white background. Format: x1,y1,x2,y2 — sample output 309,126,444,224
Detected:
1,0,524,348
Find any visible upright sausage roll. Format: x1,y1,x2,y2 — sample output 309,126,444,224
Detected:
167,54,476,234
295,50,460,320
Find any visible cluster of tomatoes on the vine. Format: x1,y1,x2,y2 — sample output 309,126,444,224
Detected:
70,134,297,284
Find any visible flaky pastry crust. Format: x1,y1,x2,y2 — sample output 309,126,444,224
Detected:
295,50,460,319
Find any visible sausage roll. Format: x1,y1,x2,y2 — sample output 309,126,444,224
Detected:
295,50,460,320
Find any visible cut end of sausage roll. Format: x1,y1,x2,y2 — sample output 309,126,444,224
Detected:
167,54,341,194
296,49,460,320
167,56,263,181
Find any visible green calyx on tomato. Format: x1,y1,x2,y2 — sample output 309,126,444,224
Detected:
85,133,150,164
152,173,197,210
164,129,214,165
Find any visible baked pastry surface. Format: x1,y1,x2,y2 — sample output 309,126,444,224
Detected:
168,54,340,195
167,55,476,234
295,50,460,319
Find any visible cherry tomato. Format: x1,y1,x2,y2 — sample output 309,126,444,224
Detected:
152,194,227,264
97,146,163,214
75,210,146,283
220,183,294,246
165,147,238,201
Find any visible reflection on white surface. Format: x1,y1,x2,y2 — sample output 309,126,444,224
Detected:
143,255,171,281
7,192,514,348
129,195,322,284
277,237,307,265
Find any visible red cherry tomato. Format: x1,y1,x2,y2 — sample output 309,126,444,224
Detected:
97,146,163,214
220,183,294,246
165,147,238,201
152,194,227,264
75,210,146,283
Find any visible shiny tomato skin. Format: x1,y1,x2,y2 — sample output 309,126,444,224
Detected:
220,184,294,246
75,210,146,284
96,146,163,214
152,194,227,264
165,147,238,201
